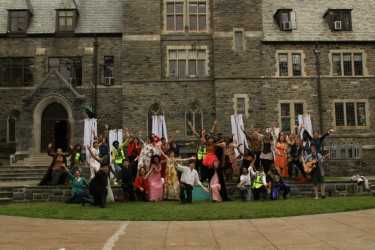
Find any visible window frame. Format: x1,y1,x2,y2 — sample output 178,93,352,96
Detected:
233,28,245,52
329,50,367,77
166,45,209,79
233,94,249,119
329,144,361,160
7,10,31,35
333,100,370,128
0,57,34,86
55,9,78,34
185,106,204,136
274,9,297,31
278,100,306,133
163,0,209,33
47,57,82,86
324,9,352,32
276,50,305,77
101,56,115,85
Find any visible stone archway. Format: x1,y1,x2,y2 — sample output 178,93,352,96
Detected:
32,96,74,153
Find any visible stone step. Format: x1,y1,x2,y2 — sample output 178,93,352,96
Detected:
0,191,12,198
0,173,44,178
0,197,12,203
0,176,42,181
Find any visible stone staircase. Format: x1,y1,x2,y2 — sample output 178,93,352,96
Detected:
11,154,51,167
0,154,50,183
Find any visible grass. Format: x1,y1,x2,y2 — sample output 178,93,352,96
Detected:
0,197,374,221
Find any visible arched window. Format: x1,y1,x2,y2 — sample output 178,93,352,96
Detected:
147,103,163,137
7,116,16,143
185,102,203,136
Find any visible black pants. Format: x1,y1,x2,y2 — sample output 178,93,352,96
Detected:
252,186,267,201
123,185,135,201
200,166,214,182
261,159,273,174
180,183,193,203
65,192,90,204
289,160,306,177
239,186,250,201
135,190,147,201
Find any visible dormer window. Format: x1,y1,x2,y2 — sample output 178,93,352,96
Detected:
8,10,31,34
324,9,352,32
56,10,78,33
274,9,297,32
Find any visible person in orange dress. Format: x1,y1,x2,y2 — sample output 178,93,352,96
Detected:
274,132,289,177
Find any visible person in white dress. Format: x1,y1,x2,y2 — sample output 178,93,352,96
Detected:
87,141,101,180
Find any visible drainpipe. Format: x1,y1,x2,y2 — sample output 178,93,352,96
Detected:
93,36,98,118
314,42,324,133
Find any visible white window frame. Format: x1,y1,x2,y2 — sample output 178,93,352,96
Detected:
233,94,249,119
332,99,370,128
185,108,204,136
232,28,246,52
166,45,209,78
163,0,209,33
329,50,367,77
275,50,305,77
329,144,361,160
278,100,306,133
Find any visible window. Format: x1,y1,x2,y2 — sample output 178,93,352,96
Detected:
329,144,361,160
233,94,249,118
188,1,207,32
334,101,368,127
277,51,303,77
233,30,244,51
330,52,365,77
185,102,203,136
48,57,82,85
7,116,16,143
0,58,34,86
165,0,208,32
280,102,304,132
166,1,184,31
167,47,208,78
324,9,352,32
56,10,77,33
0,120,6,143
101,56,114,86
274,9,297,31
8,10,30,34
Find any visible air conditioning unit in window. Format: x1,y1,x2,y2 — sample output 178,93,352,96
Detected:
334,21,342,31
282,22,292,31
103,77,114,86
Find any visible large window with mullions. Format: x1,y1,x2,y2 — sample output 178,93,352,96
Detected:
0,58,34,86
48,57,82,85
165,0,208,32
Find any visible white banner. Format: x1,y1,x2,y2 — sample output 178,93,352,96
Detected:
231,114,248,157
84,118,97,164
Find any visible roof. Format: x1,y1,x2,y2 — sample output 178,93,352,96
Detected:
262,0,375,42
0,0,123,34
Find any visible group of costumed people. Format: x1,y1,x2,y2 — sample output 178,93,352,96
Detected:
39,119,334,207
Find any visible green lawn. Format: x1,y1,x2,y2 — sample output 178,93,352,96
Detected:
0,197,374,221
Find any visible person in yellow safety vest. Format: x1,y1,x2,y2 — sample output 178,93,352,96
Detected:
70,144,83,172
197,145,207,161
251,167,267,201
111,141,126,174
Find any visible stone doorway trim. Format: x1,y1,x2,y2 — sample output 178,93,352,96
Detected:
32,95,74,154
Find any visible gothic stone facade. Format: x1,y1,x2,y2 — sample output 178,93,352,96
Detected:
0,0,374,176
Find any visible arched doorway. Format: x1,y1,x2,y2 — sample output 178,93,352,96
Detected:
41,102,70,152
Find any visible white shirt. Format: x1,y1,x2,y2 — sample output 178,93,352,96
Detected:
240,174,251,186
176,164,202,187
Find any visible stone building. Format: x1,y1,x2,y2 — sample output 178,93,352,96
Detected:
0,0,374,175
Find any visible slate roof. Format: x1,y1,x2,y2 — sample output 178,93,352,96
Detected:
0,0,123,34
263,0,375,42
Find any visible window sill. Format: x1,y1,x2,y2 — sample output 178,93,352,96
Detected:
7,32,27,37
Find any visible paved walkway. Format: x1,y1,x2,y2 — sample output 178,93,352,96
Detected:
1,209,375,250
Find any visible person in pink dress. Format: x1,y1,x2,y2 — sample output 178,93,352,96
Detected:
145,155,163,202
210,160,223,202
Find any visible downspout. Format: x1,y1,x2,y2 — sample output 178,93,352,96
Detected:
93,36,98,118
314,42,324,133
